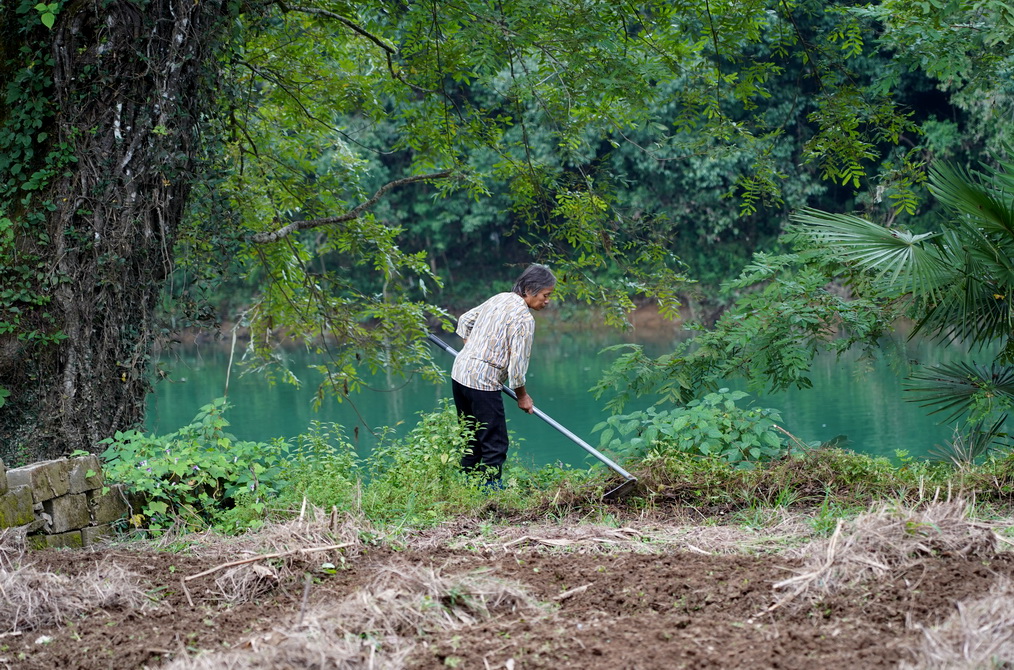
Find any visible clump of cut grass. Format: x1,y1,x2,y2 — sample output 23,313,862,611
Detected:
442,516,817,556
176,504,374,604
451,523,650,554
0,527,27,572
768,500,1004,610
166,632,408,670
632,447,955,515
324,564,543,637
165,565,543,670
211,562,280,605
635,454,745,507
0,560,152,633
901,578,1014,669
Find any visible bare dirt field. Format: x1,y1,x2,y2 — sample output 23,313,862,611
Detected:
3,502,1013,669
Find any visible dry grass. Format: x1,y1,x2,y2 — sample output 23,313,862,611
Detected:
323,563,543,636
186,505,371,562
211,562,280,605
768,500,1004,610
165,563,544,670
0,527,27,572
429,510,814,558
0,559,152,633
175,505,377,604
901,578,1014,669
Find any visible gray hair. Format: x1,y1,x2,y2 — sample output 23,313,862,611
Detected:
512,264,556,297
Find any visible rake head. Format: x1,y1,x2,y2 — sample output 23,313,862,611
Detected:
603,477,637,501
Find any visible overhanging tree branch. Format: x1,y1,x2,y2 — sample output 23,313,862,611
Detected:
286,5,397,54
251,171,453,244
283,4,436,94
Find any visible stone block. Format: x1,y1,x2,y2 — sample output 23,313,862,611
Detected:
88,484,129,525
29,530,84,550
7,459,71,502
25,512,51,534
43,493,91,534
81,524,115,547
0,485,35,528
68,455,104,494
0,458,7,496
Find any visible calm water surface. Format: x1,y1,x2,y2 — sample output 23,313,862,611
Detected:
148,322,971,470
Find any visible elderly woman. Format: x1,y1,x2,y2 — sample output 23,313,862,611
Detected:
451,264,556,487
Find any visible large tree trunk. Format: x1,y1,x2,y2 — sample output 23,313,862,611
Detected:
1,0,229,461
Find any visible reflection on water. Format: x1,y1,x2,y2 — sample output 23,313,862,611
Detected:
148,325,975,469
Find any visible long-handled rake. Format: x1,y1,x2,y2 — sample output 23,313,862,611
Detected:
427,333,637,500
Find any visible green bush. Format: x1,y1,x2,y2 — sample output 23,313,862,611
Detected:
594,389,791,467
362,401,486,524
100,398,288,533
275,420,362,514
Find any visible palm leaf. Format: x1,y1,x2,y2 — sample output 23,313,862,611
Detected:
913,275,1012,349
790,208,948,299
904,361,1014,422
910,223,1014,348
928,413,1009,466
990,149,1014,193
928,161,1014,239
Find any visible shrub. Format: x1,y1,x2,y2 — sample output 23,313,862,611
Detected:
100,398,288,533
275,421,362,514
594,389,790,467
362,401,485,524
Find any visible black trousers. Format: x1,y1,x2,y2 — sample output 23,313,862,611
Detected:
452,380,509,482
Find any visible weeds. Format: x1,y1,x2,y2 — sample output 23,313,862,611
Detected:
99,394,1014,540
100,398,289,534
593,389,791,466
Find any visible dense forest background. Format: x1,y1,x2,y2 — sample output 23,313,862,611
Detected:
2,0,1013,460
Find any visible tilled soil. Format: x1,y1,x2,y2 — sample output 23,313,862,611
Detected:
3,520,1012,670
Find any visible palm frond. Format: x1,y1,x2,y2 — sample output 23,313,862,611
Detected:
904,361,1014,422
928,414,1009,466
928,161,1014,239
910,225,1014,348
990,149,1014,193
790,208,948,299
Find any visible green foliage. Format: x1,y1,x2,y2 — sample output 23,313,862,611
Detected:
100,398,289,533
273,406,597,526
361,401,486,524
7,0,1014,463
178,0,953,407
593,253,892,412
809,493,855,536
905,362,1014,423
33,2,58,29
787,150,1014,454
274,421,362,514
929,414,1011,467
0,3,69,355
859,0,1014,154
594,389,790,467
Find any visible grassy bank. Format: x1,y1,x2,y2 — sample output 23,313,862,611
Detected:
100,398,1014,539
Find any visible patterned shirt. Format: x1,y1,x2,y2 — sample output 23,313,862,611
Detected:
451,292,535,391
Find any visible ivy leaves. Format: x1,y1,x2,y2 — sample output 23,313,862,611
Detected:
34,2,59,29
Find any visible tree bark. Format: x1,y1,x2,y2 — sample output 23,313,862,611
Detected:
1,0,230,461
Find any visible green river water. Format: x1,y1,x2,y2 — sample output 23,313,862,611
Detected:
148,323,973,471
